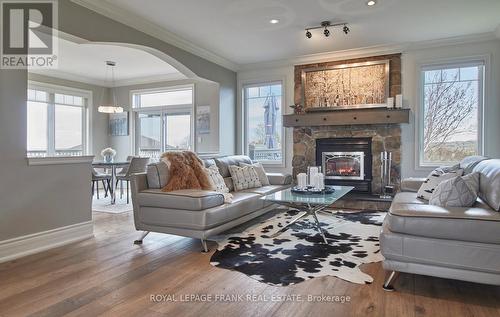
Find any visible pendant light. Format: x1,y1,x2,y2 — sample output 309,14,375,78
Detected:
98,61,124,114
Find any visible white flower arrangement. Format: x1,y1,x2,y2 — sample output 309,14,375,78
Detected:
101,147,117,157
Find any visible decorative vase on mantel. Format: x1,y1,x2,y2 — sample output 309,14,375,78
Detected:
101,148,117,163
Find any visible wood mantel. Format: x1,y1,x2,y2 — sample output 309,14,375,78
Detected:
283,108,410,127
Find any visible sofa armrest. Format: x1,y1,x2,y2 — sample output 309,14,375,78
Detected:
131,173,149,194
400,177,426,192
266,173,293,186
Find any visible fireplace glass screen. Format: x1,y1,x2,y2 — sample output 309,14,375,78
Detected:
322,152,365,180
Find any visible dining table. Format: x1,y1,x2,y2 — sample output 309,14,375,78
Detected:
92,160,130,205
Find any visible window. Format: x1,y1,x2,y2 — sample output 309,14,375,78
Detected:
27,85,88,157
419,62,484,166
133,87,193,108
243,82,283,164
132,86,194,159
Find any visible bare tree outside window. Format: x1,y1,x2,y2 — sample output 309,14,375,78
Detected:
422,64,483,164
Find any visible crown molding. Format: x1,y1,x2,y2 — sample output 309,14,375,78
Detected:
70,0,239,72
29,69,186,88
239,32,497,71
239,43,407,71
405,32,497,51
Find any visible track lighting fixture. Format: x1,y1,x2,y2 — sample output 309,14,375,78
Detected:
304,21,350,39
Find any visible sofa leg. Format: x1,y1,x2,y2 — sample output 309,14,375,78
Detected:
382,270,399,291
201,239,209,253
134,231,150,245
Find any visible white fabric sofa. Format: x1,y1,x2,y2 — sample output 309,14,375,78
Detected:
130,155,292,252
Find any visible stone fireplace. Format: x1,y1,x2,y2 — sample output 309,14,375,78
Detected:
292,124,401,195
289,53,404,196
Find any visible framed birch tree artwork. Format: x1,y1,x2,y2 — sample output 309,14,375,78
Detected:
301,60,390,110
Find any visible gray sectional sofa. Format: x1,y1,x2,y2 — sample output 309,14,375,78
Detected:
381,156,500,290
130,155,292,251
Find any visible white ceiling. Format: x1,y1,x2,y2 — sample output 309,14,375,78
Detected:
94,0,500,65
31,38,185,87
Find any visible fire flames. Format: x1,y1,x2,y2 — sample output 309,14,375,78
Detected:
333,168,357,176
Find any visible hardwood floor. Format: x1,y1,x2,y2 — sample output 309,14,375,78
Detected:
1,211,499,317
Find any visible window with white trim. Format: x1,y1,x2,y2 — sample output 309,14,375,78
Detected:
243,81,283,164
27,84,89,157
419,61,484,166
132,86,194,159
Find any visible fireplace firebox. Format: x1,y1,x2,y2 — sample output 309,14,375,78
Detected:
323,152,364,180
316,138,372,193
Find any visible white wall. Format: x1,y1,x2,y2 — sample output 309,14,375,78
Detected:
237,37,500,178
110,79,221,161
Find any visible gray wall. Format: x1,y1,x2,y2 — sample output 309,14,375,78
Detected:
0,1,236,242
0,69,93,241
27,73,110,156
110,79,221,161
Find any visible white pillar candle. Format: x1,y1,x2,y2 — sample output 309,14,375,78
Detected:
316,173,325,190
395,94,403,108
386,97,394,108
308,167,319,186
297,173,307,189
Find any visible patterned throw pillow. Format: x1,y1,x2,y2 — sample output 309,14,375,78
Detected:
417,168,464,200
205,165,229,192
239,162,270,186
228,165,262,191
429,174,478,207
205,165,233,203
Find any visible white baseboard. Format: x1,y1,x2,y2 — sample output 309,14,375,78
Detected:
0,221,94,264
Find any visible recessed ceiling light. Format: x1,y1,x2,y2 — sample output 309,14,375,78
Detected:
270,19,280,24
366,0,376,6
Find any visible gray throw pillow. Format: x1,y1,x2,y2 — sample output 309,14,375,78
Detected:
429,175,478,207
239,162,270,186
462,172,480,196
417,168,464,200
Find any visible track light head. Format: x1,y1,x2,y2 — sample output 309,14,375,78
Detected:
323,28,330,37
305,30,312,39
343,25,350,34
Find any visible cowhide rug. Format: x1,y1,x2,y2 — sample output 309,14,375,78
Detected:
210,209,385,286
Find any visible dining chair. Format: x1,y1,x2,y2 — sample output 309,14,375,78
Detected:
116,157,150,203
91,168,112,199
114,155,135,195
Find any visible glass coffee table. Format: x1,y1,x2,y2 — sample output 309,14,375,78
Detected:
264,186,354,244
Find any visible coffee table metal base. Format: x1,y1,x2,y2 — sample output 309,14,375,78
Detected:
270,204,329,244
